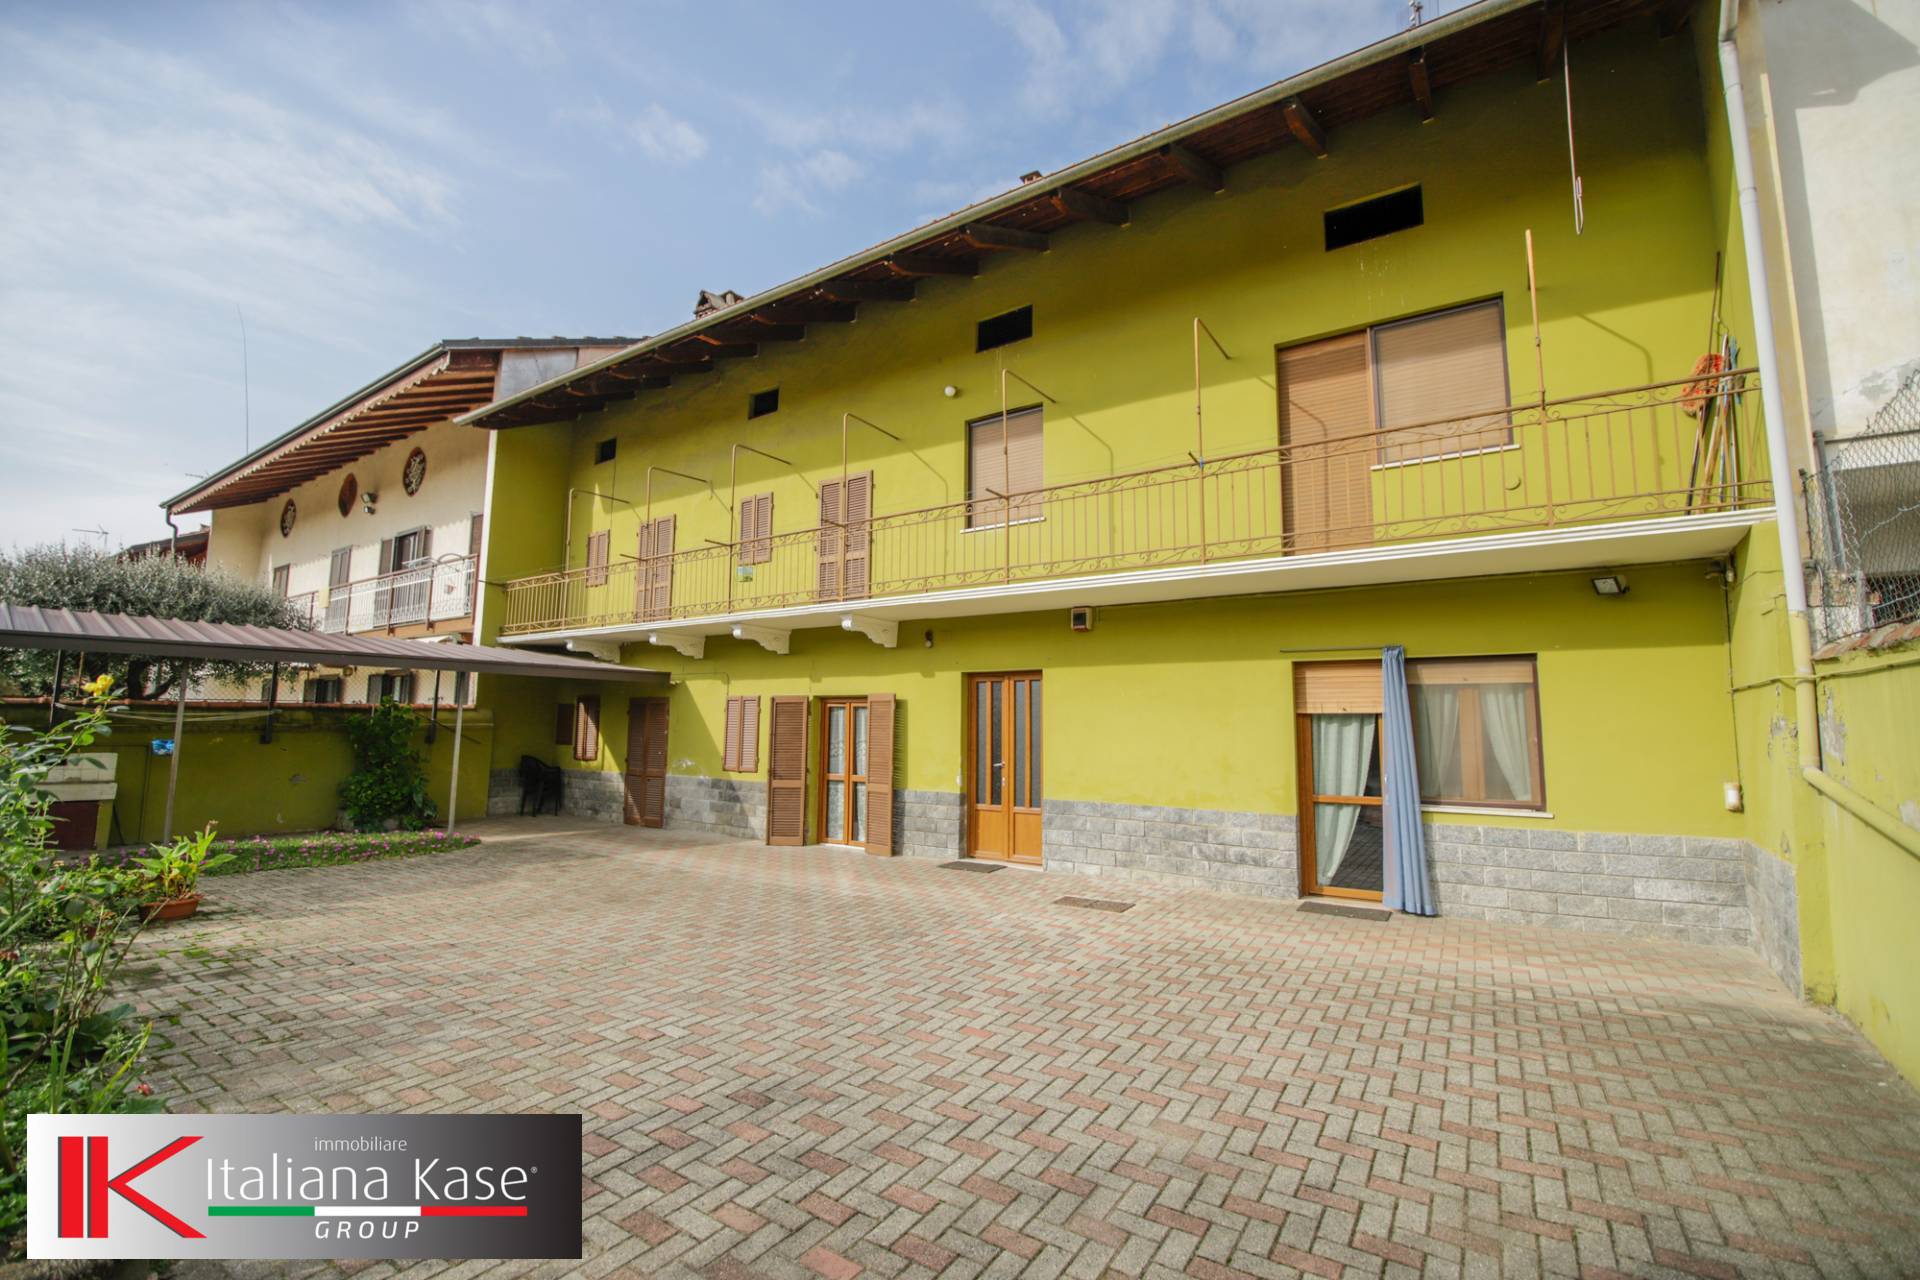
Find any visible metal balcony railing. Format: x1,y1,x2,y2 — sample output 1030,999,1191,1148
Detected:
304,554,478,634
500,372,1771,637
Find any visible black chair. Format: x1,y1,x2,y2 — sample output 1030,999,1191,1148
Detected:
518,755,565,816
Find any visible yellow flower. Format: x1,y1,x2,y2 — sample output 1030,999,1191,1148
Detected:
80,673,114,697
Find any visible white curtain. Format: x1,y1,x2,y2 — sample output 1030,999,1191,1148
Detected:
1412,686,1460,800
1481,685,1533,802
1312,713,1375,881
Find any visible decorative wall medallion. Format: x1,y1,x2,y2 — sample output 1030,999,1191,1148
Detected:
402,447,428,496
338,472,358,517
279,499,297,537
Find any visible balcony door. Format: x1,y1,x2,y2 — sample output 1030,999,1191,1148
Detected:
1278,333,1374,553
815,693,896,854
817,472,871,602
966,672,1042,864
325,548,351,631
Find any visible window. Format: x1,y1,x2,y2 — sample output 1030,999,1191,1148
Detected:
748,388,779,419
585,530,610,587
595,438,617,464
369,673,415,704
738,492,774,565
572,696,601,762
967,408,1044,529
976,305,1032,353
722,696,761,772
271,564,290,597
303,676,344,704
1371,301,1511,462
1324,185,1423,251
554,703,574,746
1407,656,1544,809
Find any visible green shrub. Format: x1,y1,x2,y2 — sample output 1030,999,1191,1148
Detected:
339,700,434,831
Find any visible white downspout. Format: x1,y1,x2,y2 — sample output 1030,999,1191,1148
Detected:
1718,0,1918,857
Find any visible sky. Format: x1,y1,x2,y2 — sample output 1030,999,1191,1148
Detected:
0,0,1461,551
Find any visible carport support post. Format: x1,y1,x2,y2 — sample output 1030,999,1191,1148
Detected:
445,699,465,834
162,668,186,842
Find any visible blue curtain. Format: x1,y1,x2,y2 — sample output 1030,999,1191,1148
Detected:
1381,645,1436,915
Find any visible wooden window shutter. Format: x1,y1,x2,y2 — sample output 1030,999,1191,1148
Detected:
740,493,773,565
1293,660,1384,715
374,536,396,616
866,693,896,854
328,548,352,588
554,703,574,747
843,472,872,600
1405,656,1536,686
573,695,601,762
740,695,759,772
969,410,1044,528
468,513,484,559
816,478,843,599
723,697,743,772
1372,301,1510,462
271,564,290,597
766,696,809,845
586,530,610,587
643,515,675,619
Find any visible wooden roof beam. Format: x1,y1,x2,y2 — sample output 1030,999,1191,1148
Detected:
1159,143,1223,192
1050,186,1129,226
1409,49,1434,121
679,341,759,359
884,252,977,277
758,300,858,323
1537,0,1565,81
1283,98,1328,158
815,279,916,303
962,223,1048,252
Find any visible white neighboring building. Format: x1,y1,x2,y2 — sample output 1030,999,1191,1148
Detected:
165,338,630,704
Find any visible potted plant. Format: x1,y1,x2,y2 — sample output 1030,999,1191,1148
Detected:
129,825,232,921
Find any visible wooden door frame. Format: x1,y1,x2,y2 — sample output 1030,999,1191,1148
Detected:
1295,712,1385,901
815,696,873,850
963,671,1043,865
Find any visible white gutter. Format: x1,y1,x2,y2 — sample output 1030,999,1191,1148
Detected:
1717,0,1914,854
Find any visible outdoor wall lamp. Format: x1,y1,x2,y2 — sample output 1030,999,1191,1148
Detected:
1590,574,1629,597
361,491,379,515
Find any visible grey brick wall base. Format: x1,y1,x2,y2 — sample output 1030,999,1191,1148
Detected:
667,775,766,840
486,768,522,817
901,790,963,860
1745,843,1801,995
557,769,626,825
1427,825,1753,948
1042,799,1299,898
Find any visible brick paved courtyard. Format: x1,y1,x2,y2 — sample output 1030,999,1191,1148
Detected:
134,818,1920,1280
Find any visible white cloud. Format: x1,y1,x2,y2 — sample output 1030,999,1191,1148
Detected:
557,99,709,164
407,0,564,68
748,99,968,155
753,149,863,217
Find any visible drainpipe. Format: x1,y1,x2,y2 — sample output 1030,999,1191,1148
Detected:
165,510,180,557
1717,0,1907,849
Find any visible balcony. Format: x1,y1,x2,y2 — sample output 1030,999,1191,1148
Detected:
499,373,1775,648
289,554,477,635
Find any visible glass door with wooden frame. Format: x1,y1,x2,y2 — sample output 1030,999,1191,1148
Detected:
1297,711,1386,898
817,697,870,848
966,673,1042,864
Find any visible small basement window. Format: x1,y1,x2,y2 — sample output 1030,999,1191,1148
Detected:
976,305,1033,353
1325,185,1423,252
595,438,617,464
748,388,779,419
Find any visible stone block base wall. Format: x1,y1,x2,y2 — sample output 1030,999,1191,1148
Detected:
666,775,766,840
487,766,624,823
1427,825,1755,947
1043,798,1299,898
1745,843,1801,995
901,790,964,860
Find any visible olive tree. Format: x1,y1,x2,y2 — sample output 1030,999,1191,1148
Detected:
0,543,310,700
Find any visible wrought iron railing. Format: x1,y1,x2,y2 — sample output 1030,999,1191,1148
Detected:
1805,364,1920,642
313,554,477,634
501,372,1771,636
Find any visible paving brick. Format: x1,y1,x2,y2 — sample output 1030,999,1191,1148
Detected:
134,817,1920,1280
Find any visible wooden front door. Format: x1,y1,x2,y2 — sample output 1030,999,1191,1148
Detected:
1278,332,1374,553
1293,662,1385,900
623,697,669,827
966,672,1042,864
766,696,809,846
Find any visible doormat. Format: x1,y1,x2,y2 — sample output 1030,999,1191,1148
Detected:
1056,896,1135,913
1298,901,1392,921
941,860,1003,873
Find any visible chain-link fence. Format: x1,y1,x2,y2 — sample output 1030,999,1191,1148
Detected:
1805,365,1920,643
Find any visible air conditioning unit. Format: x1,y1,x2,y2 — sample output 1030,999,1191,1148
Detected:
1068,606,1095,632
